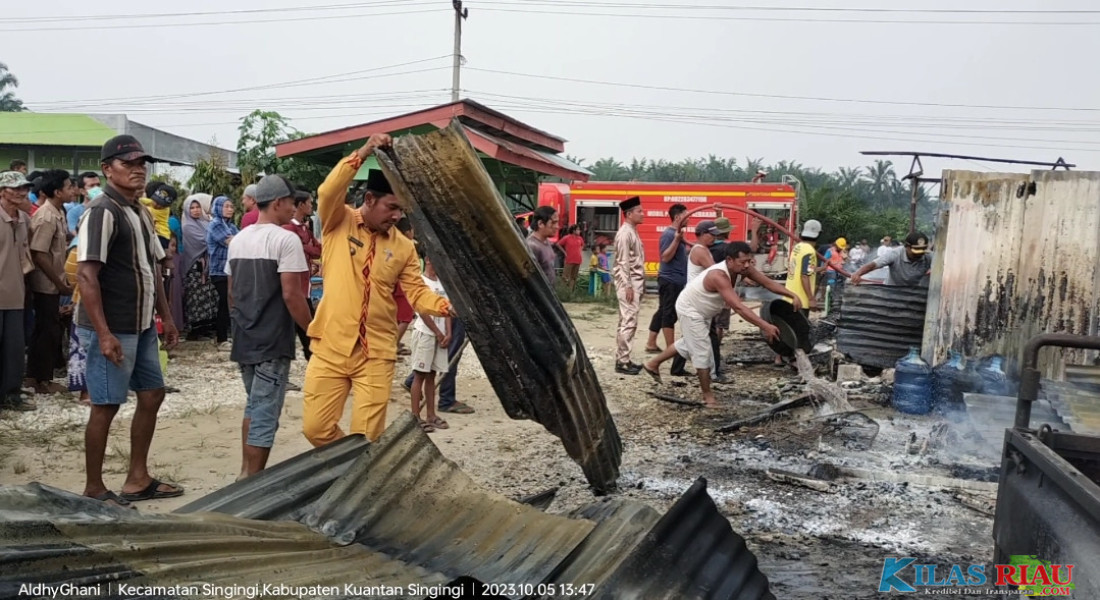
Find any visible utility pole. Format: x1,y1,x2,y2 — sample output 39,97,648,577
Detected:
451,0,469,103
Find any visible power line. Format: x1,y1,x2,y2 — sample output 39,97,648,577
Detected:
26,56,452,109
469,90,1100,132
9,1,1100,24
478,2,1100,15
467,67,1100,113
461,93,1100,155
0,0,428,22
476,6,1100,25
0,6,444,33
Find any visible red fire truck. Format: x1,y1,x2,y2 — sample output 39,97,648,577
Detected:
537,180,798,278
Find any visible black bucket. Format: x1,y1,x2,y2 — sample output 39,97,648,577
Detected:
760,299,813,357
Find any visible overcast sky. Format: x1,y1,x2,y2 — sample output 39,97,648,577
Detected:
5,1,1099,176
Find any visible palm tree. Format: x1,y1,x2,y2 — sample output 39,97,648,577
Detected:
0,63,25,112
837,166,862,188
863,159,897,209
590,157,627,181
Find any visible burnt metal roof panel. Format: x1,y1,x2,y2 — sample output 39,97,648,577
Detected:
0,416,775,599
541,482,776,600
837,285,929,369
298,413,596,592
0,483,450,600
174,434,369,520
375,120,622,492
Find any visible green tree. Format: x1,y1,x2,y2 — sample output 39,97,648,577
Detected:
0,63,25,112
236,109,329,193
188,148,236,199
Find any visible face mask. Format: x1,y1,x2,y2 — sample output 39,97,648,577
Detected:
87,187,104,200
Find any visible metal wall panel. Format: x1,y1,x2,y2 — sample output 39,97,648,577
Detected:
924,170,1100,376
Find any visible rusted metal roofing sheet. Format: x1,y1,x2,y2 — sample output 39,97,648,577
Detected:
375,120,622,492
924,170,1100,377
837,285,929,369
1,413,775,599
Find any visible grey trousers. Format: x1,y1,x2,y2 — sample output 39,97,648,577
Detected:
0,309,25,397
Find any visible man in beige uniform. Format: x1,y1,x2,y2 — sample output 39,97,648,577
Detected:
613,196,645,375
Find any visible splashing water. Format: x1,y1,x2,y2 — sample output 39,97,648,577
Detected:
794,349,854,414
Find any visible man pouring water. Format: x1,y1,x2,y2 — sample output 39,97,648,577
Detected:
643,242,799,408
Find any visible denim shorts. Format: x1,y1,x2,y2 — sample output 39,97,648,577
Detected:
241,358,291,448
78,326,165,405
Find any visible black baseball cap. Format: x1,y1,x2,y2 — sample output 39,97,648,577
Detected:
101,134,154,163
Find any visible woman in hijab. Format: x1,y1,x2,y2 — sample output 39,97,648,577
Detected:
206,195,237,347
182,194,217,338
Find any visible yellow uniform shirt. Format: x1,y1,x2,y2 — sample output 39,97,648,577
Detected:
784,241,818,308
307,154,449,360
140,197,172,240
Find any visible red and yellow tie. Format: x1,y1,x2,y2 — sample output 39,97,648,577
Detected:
357,233,377,357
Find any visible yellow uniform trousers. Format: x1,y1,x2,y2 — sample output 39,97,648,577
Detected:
303,340,396,445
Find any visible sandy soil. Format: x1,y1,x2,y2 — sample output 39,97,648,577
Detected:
0,298,1001,599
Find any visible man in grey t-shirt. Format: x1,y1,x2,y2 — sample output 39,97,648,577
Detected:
850,231,932,287
225,175,313,479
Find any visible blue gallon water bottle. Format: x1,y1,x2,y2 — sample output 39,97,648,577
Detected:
979,355,1013,397
932,351,967,415
893,347,933,415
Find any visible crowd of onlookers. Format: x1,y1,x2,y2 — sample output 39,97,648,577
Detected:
0,157,329,412
1,133,477,506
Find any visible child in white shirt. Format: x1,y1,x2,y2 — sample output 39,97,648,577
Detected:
409,256,452,433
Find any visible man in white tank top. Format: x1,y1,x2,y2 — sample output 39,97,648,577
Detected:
642,242,801,408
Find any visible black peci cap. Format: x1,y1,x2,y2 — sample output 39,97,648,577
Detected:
619,196,641,211
365,169,393,196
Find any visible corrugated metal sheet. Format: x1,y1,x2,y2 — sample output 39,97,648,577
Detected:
1,413,775,599
0,484,451,599
1043,380,1100,434
174,434,369,520
376,120,622,492
297,414,595,587
924,170,1100,377
963,393,1067,447
578,479,775,600
837,285,929,368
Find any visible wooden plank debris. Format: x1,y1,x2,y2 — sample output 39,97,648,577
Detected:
765,469,836,493
714,393,815,433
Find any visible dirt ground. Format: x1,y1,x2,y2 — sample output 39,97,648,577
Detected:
0,299,1003,599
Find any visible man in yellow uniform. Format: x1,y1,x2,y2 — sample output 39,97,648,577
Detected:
303,133,450,445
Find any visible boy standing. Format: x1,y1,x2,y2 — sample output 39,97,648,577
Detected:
592,243,611,297
226,175,313,479
409,256,451,433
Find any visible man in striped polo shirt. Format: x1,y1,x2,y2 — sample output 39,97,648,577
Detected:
76,135,181,508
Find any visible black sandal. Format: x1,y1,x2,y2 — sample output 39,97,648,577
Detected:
92,491,135,509
120,478,184,502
